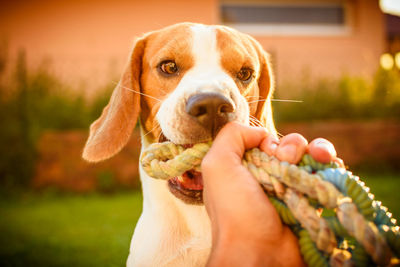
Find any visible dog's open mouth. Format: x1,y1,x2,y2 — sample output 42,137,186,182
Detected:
159,134,205,205
168,170,204,205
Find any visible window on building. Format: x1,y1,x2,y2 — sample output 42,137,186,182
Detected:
220,0,351,36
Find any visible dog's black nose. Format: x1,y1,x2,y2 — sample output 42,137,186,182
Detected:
186,92,235,137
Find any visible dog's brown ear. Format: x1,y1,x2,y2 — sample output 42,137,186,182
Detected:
254,45,276,136
82,37,146,162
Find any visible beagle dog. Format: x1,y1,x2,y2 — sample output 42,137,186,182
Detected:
83,23,276,266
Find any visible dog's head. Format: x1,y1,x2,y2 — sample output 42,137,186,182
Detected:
83,23,276,204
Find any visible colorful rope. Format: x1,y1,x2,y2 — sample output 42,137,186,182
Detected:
140,141,399,266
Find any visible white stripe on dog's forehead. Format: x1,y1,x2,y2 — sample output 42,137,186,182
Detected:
190,25,220,69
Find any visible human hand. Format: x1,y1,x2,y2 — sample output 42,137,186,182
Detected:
201,122,340,266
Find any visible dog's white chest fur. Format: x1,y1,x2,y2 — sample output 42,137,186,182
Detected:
126,166,211,267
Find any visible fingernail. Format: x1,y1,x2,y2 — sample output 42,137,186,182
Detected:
270,142,278,152
315,141,334,154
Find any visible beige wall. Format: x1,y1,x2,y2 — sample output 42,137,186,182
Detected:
0,0,217,93
252,0,385,90
0,0,385,94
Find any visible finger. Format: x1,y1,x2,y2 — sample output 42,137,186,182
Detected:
334,157,345,168
202,122,268,189
260,134,280,156
210,122,268,160
275,133,308,164
202,122,268,185
307,138,337,164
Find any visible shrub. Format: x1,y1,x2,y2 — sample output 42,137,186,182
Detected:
273,68,400,122
0,48,112,187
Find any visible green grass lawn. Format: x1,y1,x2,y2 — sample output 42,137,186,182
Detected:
0,172,399,267
360,171,400,219
0,191,143,267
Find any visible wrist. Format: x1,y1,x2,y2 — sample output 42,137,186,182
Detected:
208,226,305,267
208,234,266,267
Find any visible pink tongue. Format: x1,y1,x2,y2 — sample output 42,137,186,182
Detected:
179,170,203,190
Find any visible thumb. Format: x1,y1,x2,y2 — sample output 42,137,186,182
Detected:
204,122,269,165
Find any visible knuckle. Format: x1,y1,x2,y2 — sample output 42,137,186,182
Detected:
224,121,239,131
289,133,307,142
217,121,238,137
201,153,216,171
266,132,279,143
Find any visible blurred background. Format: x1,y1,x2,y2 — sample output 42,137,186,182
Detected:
0,0,399,266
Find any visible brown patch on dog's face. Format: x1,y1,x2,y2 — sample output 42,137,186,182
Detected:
215,26,263,118
139,24,195,142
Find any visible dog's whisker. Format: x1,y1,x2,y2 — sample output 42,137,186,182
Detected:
271,99,303,103
249,114,262,122
248,100,265,104
142,123,161,139
249,120,262,127
248,98,303,104
154,131,162,141
156,130,163,142
112,81,162,102
248,115,264,127
250,122,264,128
249,115,262,122
249,121,264,128
249,117,263,126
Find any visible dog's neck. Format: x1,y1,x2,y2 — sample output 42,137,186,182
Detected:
139,132,211,239
139,165,211,237
127,130,211,266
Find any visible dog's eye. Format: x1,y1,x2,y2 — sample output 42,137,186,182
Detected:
237,68,253,82
160,61,178,75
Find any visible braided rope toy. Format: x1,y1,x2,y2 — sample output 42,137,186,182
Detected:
140,141,400,266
